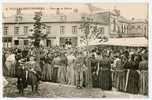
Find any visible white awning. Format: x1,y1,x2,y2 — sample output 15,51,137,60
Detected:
89,37,148,47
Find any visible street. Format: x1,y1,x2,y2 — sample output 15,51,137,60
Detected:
3,77,148,98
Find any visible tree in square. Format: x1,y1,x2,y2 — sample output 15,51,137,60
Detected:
29,11,48,47
79,16,108,53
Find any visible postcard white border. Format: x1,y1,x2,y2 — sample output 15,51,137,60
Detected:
0,0,151,100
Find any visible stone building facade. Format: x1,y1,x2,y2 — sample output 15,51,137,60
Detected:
3,8,148,48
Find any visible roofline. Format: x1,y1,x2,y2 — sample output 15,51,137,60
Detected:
2,21,109,25
129,21,148,24
95,11,116,16
118,20,130,24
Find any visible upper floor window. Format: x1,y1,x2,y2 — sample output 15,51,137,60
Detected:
24,40,29,45
4,26,8,35
132,25,135,29
46,26,51,34
60,26,65,34
15,16,22,22
144,26,147,31
72,26,77,34
124,26,127,33
60,15,67,21
81,17,85,21
121,25,124,33
117,26,120,33
14,40,19,45
23,26,28,34
113,19,116,32
14,26,20,35
137,25,141,29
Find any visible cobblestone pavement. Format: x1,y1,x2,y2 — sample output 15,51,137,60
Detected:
3,77,148,98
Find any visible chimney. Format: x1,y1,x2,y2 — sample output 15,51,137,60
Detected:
132,17,135,20
73,8,78,13
56,8,60,14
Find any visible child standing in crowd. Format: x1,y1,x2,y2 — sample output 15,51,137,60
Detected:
3,46,148,96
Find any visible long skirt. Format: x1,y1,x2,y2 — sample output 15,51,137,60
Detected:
41,64,47,81
58,65,67,84
75,70,84,87
118,70,126,91
98,69,112,90
27,71,38,85
42,63,52,81
84,67,92,88
5,61,16,77
92,72,98,88
140,70,148,95
113,70,126,91
125,69,140,94
10,62,16,77
112,70,119,88
3,63,8,76
66,64,75,85
5,61,11,76
52,65,59,83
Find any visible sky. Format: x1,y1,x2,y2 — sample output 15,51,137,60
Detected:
2,3,148,20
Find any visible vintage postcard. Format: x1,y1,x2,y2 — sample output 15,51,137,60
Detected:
2,2,149,98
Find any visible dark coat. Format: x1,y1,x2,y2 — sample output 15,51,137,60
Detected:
16,67,27,90
98,57,112,90
126,60,140,94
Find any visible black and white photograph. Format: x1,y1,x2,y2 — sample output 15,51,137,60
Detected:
2,2,149,98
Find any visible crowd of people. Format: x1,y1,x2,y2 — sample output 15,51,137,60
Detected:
3,45,148,95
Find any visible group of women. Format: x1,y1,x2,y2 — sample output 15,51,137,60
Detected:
3,46,148,95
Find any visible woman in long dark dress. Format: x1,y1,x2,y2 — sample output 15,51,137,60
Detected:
90,54,98,88
41,55,53,81
58,52,67,84
97,53,112,90
51,52,61,83
139,53,148,95
125,54,140,94
84,53,93,88
3,52,8,76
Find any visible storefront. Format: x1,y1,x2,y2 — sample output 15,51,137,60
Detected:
3,37,12,48
60,37,77,47
46,37,57,47
13,37,29,48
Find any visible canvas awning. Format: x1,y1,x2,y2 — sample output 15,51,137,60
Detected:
89,37,148,47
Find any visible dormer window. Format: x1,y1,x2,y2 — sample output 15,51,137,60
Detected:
72,26,77,34
14,26,20,35
15,8,22,22
4,26,8,35
60,26,65,34
56,8,60,15
46,26,51,34
137,25,141,29
81,17,85,21
60,15,67,22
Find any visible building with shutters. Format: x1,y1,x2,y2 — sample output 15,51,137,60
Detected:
3,8,109,48
2,8,148,48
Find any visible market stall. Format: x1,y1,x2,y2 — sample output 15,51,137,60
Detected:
89,37,148,47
